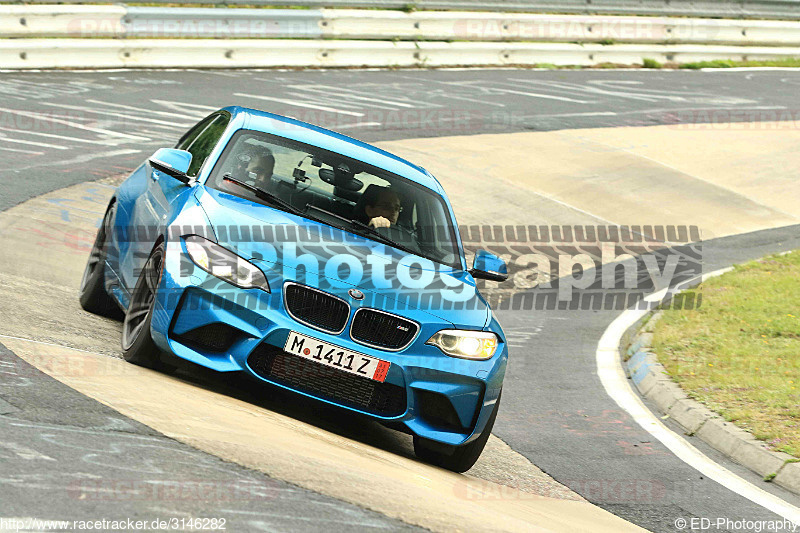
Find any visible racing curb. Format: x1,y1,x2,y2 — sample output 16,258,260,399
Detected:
622,306,800,496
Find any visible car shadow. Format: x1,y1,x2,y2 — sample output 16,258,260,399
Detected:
165,356,419,461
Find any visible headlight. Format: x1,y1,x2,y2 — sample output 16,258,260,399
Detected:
183,235,270,292
426,330,499,360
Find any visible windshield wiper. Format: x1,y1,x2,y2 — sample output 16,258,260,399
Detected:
305,205,418,256
222,174,304,216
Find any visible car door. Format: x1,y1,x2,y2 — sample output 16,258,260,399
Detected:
123,113,230,290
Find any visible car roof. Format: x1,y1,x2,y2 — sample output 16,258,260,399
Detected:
223,106,444,194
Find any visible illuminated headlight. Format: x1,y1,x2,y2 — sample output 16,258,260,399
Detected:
183,235,270,292
426,330,499,360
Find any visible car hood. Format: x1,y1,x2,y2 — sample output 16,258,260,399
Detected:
195,187,490,329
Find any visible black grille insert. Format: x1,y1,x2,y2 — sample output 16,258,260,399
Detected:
284,284,349,333
174,323,238,353
350,309,418,350
247,345,407,417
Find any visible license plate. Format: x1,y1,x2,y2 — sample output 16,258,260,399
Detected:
283,331,391,383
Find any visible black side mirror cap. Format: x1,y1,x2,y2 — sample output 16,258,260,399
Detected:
150,158,191,184
469,268,508,282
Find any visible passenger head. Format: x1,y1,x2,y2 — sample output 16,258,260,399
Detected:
246,151,275,188
364,187,402,225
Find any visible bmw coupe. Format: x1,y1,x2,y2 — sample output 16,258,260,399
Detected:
79,107,509,472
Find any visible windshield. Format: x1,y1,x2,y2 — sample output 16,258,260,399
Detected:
206,130,463,269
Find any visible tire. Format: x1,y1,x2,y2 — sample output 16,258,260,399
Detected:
413,392,501,473
121,243,175,373
79,203,122,319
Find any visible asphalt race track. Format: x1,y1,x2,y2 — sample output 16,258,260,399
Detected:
2,68,800,532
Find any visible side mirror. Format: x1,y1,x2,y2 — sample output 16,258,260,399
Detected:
149,148,193,184
469,250,508,282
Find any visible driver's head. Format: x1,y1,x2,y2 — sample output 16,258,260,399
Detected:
245,151,275,188
365,188,402,225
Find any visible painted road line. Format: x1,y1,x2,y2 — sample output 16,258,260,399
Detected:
149,99,219,117
234,93,366,117
509,79,679,103
382,75,508,107
0,107,149,142
286,85,418,109
0,127,127,146
1,148,143,174
334,122,383,130
0,145,42,155
39,102,195,129
488,85,599,104
596,273,800,524
0,136,68,150
86,99,211,120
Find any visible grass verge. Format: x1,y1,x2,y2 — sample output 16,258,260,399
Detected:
652,250,800,458
678,58,800,69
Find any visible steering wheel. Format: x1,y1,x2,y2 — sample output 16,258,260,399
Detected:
376,224,419,251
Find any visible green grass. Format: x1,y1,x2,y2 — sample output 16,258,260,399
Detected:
679,58,800,69
642,58,662,69
652,250,800,458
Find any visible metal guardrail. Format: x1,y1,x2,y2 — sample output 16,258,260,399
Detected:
3,39,800,69
11,0,800,21
4,6,800,45
124,8,322,38
3,5,800,69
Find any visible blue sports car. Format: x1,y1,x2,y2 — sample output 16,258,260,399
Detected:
79,106,509,472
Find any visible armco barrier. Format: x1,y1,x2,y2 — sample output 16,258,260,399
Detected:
3,39,800,69
124,7,323,39
5,6,800,46
0,6,323,39
14,0,800,21
0,5,126,38
320,10,800,45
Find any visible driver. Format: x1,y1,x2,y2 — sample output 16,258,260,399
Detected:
229,150,275,189
364,187,402,229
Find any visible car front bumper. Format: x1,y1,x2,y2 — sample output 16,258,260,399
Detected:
148,242,507,447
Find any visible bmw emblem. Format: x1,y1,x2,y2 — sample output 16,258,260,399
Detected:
348,289,364,300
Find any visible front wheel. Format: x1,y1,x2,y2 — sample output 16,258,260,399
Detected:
79,203,121,318
413,392,501,473
121,243,174,373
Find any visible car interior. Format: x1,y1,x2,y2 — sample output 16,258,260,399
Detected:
207,131,460,267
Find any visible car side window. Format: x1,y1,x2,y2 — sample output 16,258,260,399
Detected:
183,114,230,177
175,115,215,151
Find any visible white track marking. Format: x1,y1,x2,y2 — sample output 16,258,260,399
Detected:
150,99,219,116
0,107,148,142
39,102,193,128
286,85,417,109
509,79,670,102
86,99,203,120
432,92,507,107
0,148,142,173
0,441,56,462
334,122,383,130
481,86,595,104
0,145,42,155
383,74,508,106
233,93,366,117
0,127,123,146
0,136,67,150
597,272,800,524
